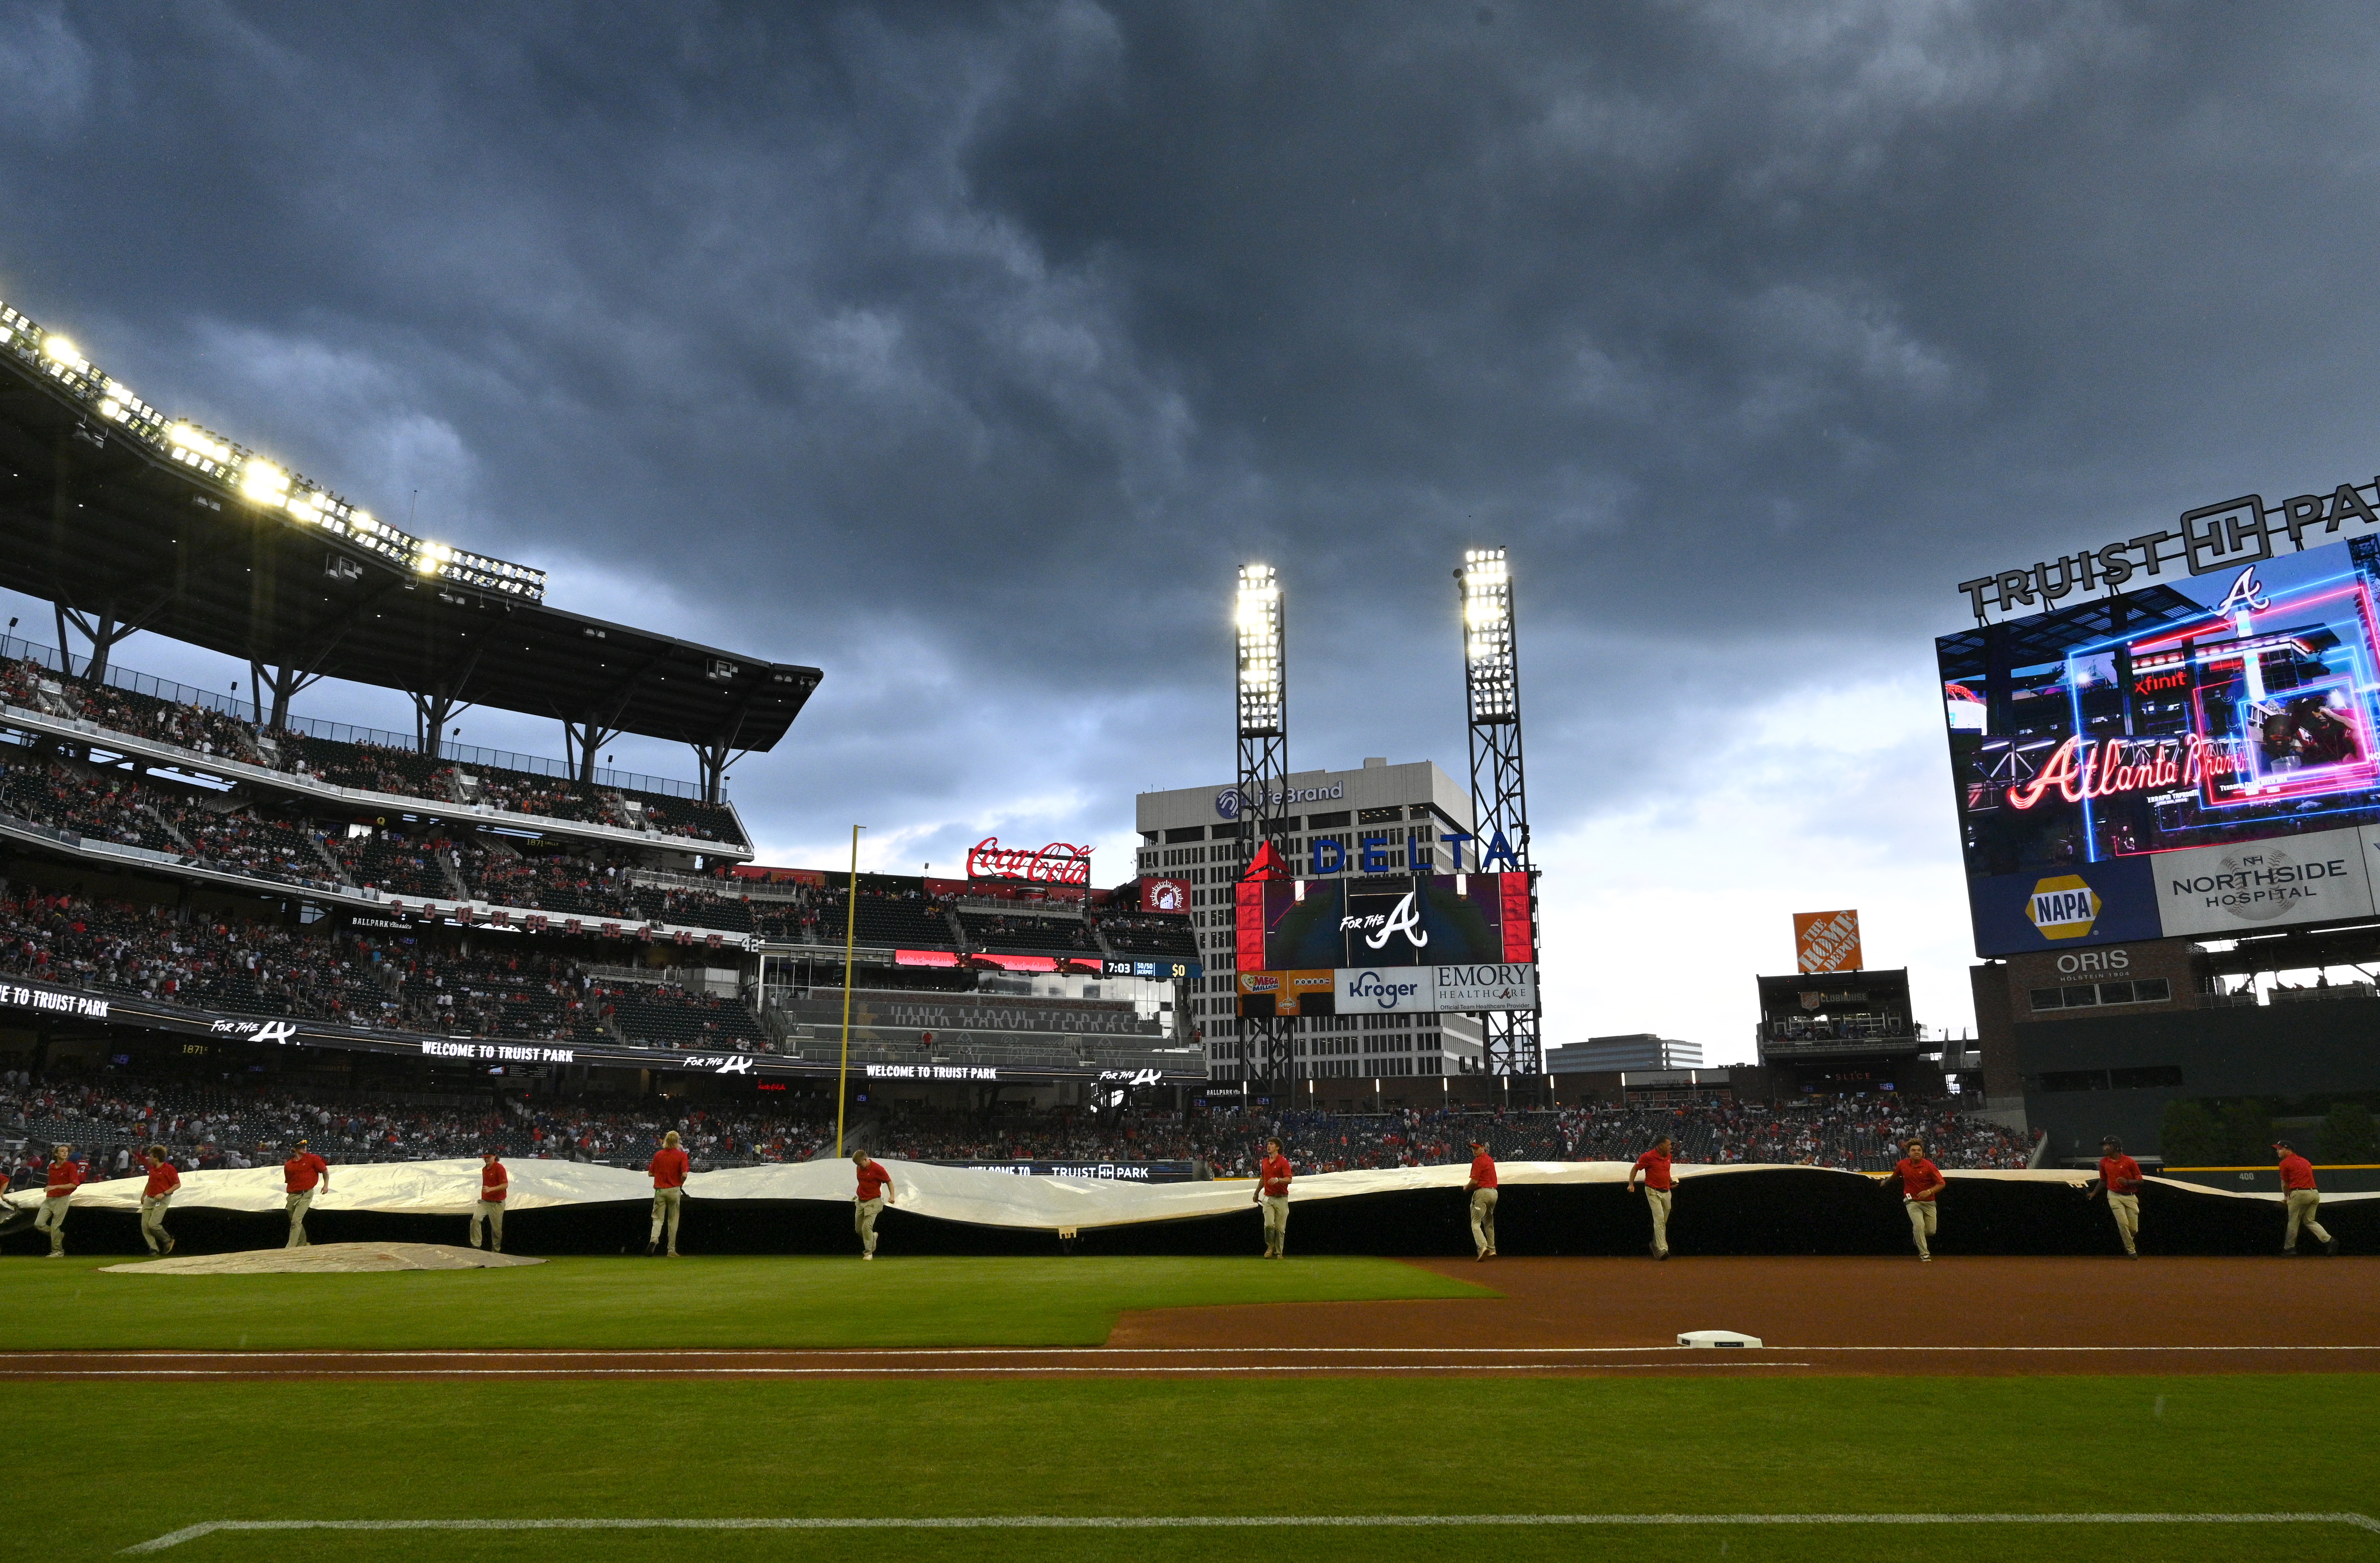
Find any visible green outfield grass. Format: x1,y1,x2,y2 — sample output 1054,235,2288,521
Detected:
20,1376,2379,1562
0,1254,1486,1349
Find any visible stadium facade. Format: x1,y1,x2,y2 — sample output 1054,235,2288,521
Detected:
0,297,1207,1151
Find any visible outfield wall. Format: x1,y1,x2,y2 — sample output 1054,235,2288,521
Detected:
7,1159,2371,1259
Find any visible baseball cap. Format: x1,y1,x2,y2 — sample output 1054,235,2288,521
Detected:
2273,1139,2293,1152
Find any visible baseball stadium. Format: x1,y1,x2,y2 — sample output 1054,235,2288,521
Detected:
3,295,2375,1563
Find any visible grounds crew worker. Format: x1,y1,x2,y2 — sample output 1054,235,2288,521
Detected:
1465,1138,1499,1261
852,1151,896,1260
35,1144,81,1259
1255,1138,1293,1258
2275,1140,2340,1255
647,1129,690,1256
1890,1138,1946,1262
140,1146,181,1257
1628,1135,1675,1260
2080,1135,2144,1258
283,1139,331,1248
471,1149,508,1254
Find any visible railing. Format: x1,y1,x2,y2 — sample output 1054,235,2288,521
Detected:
1,632,701,798
2267,983,2378,1004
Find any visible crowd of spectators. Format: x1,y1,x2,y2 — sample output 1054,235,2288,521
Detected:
2,657,255,761
2,1075,2034,1184
0,888,773,1053
0,653,743,846
0,750,1203,962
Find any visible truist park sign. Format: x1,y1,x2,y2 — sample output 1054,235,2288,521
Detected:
966,837,1092,886
1956,477,2380,622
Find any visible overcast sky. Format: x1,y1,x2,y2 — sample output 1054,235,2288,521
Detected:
7,2,2380,1059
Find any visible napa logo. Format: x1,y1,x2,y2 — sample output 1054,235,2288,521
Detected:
2025,875,2101,941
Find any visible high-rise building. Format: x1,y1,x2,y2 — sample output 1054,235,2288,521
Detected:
1548,1035,1702,1073
1135,757,1484,1081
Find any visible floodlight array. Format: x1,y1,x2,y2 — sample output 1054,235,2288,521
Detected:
1235,562,1284,736
1460,547,1516,721
0,300,547,602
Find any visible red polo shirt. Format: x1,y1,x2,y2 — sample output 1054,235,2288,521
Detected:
649,1147,689,1189
2278,1153,2318,1192
1469,1152,1498,1189
2098,1154,2142,1195
854,1160,893,1201
1633,1149,1673,1192
480,1161,508,1202
44,1160,84,1199
1895,1157,1944,1200
1258,1153,1293,1197
284,1152,328,1193
143,1160,181,1198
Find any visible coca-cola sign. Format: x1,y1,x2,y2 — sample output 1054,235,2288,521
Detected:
966,836,1092,885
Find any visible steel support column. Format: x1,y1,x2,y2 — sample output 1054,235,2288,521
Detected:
1232,564,1295,1096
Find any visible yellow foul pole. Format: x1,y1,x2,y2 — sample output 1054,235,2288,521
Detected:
835,823,863,1157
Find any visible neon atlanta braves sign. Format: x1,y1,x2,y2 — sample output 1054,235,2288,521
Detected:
2005,734,2240,810
967,837,1092,886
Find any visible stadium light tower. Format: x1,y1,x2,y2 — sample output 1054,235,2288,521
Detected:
1457,546,1541,1080
1233,563,1295,1091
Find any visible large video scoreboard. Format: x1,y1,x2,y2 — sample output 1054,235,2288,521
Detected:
1940,530,2380,956
1232,870,1536,1016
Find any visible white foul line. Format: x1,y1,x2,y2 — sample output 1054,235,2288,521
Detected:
10,1362,1812,1378
122,1512,2380,1552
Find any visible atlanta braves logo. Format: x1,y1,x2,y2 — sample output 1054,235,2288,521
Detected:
2217,564,2271,617
1363,891,1428,952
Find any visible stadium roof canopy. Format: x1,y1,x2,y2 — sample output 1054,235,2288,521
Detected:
1933,584,2202,679
0,304,820,777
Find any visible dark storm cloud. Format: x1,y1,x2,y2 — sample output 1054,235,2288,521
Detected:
6,0,2380,853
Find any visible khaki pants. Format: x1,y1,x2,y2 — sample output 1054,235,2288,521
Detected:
2284,1188,2332,1250
34,1194,70,1255
2107,1192,2140,1255
140,1192,174,1254
855,1196,885,1256
471,1199,505,1252
1645,1187,1672,1256
1905,1197,1938,1259
649,1187,683,1253
1469,1187,1499,1256
1260,1194,1290,1256
285,1188,316,1248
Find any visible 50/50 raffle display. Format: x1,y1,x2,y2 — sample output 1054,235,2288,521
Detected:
1939,512,2380,956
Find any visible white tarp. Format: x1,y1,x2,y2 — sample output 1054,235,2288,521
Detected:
7,1159,2365,1231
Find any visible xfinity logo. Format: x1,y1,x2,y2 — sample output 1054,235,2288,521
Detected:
1343,891,1427,952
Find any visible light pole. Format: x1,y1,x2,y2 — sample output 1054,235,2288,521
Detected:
834,823,865,1156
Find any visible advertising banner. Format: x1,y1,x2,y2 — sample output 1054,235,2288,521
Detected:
2150,824,2377,937
1938,533,2380,954
1233,963,1539,1017
1792,909,1863,973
